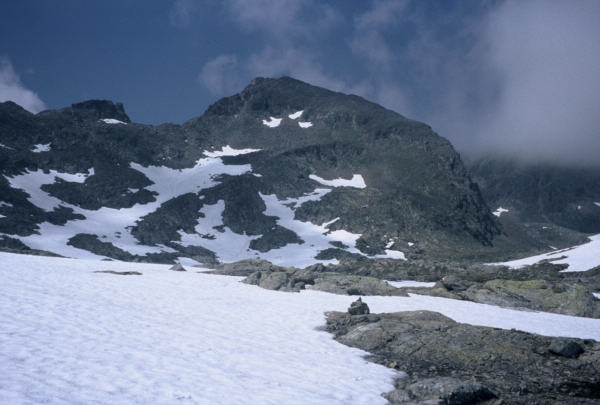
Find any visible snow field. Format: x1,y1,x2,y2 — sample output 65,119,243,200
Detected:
2,252,600,404
0,253,396,404
494,233,600,272
2,145,404,265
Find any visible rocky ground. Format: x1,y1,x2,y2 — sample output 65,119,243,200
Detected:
326,300,600,404
209,258,600,318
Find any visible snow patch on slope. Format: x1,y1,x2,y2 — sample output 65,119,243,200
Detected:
288,110,303,119
298,121,313,128
493,207,509,217
176,200,260,263
309,174,367,189
262,117,282,128
492,234,600,272
3,156,253,259
5,168,95,211
203,145,261,158
99,118,127,125
31,143,51,153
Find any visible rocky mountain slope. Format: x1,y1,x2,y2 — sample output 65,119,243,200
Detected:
0,77,504,265
468,157,600,255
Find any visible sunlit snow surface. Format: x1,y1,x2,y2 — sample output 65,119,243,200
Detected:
298,121,313,128
494,234,600,272
309,174,367,189
2,253,600,404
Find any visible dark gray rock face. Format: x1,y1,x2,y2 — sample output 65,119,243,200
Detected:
468,157,600,235
325,310,600,404
0,76,504,263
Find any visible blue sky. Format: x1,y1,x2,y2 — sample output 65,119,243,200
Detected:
1,0,599,164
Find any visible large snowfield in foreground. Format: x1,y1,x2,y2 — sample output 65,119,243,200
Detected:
1,252,600,404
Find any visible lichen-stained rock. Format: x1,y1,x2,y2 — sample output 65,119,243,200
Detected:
462,279,600,318
242,268,408,296
325,310,600,404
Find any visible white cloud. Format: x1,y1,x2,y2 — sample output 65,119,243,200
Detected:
0,58,46,113
198,0,345,97
349,0,600,166
225,0,341,42
473,0,600,164
198,54,243,96
350,0,409,69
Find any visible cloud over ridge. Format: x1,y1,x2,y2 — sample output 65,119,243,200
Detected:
0,58,46,113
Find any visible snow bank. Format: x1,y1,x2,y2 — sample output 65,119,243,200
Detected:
309,174,367,189
492,233,600,272
298,121,313,128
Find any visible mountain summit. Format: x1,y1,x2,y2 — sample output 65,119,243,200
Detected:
0,77,500,265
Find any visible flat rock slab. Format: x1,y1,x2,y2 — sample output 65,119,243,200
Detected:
93,270,142,276
326,309,600,404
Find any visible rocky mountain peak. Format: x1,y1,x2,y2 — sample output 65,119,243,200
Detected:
65,100,130,123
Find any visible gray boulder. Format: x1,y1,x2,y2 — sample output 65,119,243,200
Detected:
169,263,186,272
549,339,584,358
